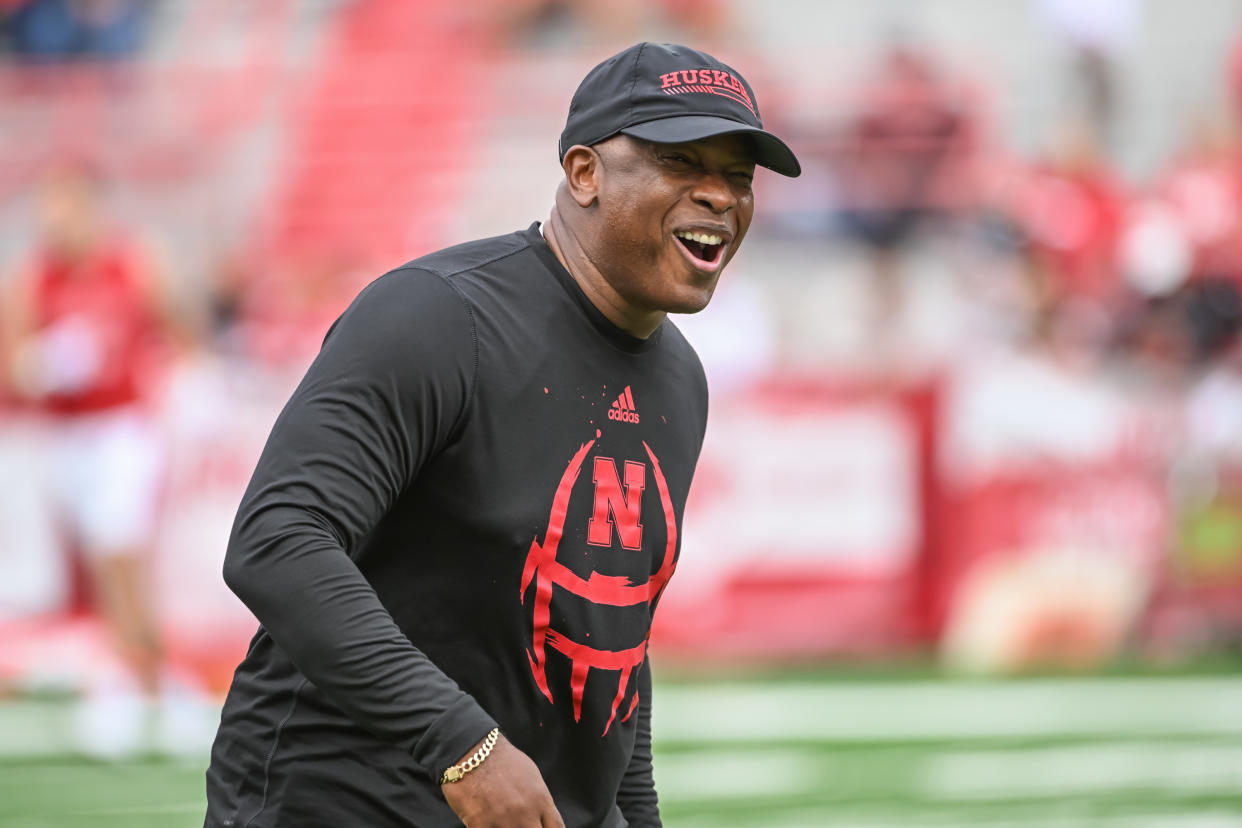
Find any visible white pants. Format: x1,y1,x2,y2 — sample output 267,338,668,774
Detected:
51,406,163,555
0,407,162,618
0,415,65,616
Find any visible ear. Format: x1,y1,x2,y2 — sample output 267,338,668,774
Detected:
562,145,601,208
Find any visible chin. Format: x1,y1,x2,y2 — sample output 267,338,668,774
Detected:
662,287,716,315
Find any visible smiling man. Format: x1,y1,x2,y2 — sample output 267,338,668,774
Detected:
204,42,799,828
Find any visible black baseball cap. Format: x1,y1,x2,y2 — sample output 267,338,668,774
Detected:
559,42,801,178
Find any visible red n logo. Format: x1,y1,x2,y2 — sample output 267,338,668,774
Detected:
587,457,645,550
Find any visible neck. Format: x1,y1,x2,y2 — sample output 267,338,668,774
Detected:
543,207,664,340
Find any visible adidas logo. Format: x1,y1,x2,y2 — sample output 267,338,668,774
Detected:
607,386,640,424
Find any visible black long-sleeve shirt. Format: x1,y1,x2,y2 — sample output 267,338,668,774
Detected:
205,223,708,828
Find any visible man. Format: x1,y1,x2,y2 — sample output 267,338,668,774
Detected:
205,42,799,828
0,161,193,758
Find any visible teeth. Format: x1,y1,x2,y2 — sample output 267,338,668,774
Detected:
676,231,723,246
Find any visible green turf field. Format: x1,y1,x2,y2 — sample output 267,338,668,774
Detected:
2,673,1241,827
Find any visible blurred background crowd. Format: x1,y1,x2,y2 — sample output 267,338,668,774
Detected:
1,0,1241,802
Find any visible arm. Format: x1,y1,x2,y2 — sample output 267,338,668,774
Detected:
616,659,662,827
227,267,563,826
127,236,197,350
223,268,497,777
0,260,39,398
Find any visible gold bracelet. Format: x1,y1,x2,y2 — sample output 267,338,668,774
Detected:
440,728,500,784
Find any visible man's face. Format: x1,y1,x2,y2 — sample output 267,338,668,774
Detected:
589,133,756,316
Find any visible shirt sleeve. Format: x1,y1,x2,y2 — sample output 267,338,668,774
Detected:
616,658,662,827
222,267,497,781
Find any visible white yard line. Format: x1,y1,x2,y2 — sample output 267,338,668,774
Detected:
656,742,1242,805
66,802,207,816
918,743,1242,800
655,748,827,800
0,700,79,758
4,676,1242,755
653,677,1242,742
668,810,1242,828
0,699,219,760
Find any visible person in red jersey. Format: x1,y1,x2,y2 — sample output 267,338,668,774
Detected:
1015,121,1128,308
0,160,198,757
1153,112,1242,285
830,42,979,342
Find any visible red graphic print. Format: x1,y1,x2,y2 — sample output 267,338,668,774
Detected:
520,440,678,736
587,457,646,550
657,68,757,117
608,386,640,423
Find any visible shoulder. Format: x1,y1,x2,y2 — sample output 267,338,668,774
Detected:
326,229,536,356
395,229,534,282
299,266,478,414
324,266,476,362
380,228,568,341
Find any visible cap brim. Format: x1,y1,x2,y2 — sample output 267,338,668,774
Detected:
621,115,801,178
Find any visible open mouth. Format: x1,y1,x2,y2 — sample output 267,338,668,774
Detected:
674,230,726,266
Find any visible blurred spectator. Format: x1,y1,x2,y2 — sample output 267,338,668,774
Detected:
1036,0,1139,147
834,42,977,229
0,159,204,757
830,41,978,339
1,0,151,61
1115,291,1198,389
1119,198,1194,300
1113,277,1242,388
1009,120,1128,319
1150,110,1242,288
660,0,731,41
1184,277,1242,360
472,0,733,48
1115,111,1242,384
1225,26,1242,123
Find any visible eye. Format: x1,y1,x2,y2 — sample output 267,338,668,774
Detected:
662,153,694,167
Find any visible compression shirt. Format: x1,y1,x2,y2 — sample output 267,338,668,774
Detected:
205,223,708,828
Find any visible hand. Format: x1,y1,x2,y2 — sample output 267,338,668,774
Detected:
441,731,564,827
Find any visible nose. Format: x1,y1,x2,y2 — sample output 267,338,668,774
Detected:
690,171,736,214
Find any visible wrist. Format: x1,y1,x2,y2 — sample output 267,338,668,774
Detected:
440,727,500,785
412,695,497,782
